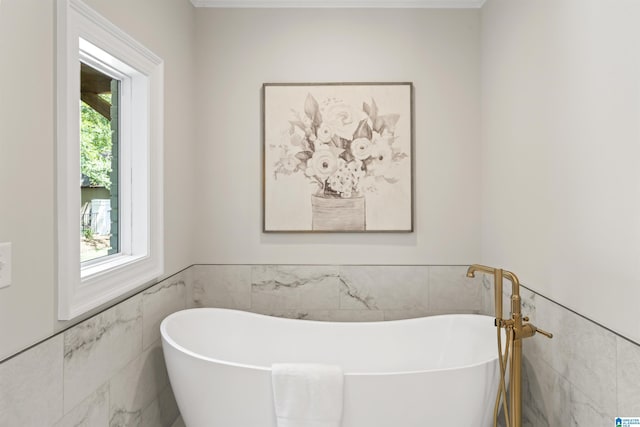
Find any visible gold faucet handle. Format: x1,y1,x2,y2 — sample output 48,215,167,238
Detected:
535,327,553,339
521,318,553,338
520,323,554,339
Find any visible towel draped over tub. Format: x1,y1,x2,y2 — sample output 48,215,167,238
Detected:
271,363,344,427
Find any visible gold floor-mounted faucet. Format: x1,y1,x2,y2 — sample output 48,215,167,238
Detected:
466,264,552,427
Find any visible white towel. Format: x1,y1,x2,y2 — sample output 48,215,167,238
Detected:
272,363,344,427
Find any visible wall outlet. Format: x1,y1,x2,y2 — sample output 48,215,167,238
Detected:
0,242,12,289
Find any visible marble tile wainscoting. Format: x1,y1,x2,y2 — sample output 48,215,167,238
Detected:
483,277,640,426
0,270,188,427
189,264,488,321
519,287,640,426
2,264,640,426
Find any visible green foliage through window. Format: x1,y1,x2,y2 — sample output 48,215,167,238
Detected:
80,98,113,189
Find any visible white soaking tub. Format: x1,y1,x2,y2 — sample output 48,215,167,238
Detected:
161,308,501,427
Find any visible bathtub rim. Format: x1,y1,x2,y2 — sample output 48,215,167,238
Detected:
160,307,500,377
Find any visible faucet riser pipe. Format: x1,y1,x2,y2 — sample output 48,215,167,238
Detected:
495,269,503,322
510,338,522,427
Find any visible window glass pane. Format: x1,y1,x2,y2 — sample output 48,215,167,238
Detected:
80,62,120,263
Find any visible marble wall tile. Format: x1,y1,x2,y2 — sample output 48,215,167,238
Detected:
1,270,187,427
109,340,169,427
428,265,483,312
183,267,196,310
247,308,386,322
480,274,495,316
570,382,615,426
171,416,185,427
64,295,143,413
617,336,640,415
251,265,340,312
521,413,536,427
249,307,317,320
522,353,572,426
517,287,538,321
0,335,63,427
140,384,179,427
142,273,187,349
108,407,139,426
338,266,428,311
482,275,537,320
525,294,617,415
191,265,251,309
54,384,109,427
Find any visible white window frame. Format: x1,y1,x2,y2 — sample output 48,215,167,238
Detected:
57,0,164,320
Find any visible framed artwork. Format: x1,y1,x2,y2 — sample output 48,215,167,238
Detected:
263,82,413,232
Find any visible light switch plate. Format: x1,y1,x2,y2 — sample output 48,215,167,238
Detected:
0,242,12,288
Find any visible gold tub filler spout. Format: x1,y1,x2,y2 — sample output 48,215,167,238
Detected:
466,264,553,427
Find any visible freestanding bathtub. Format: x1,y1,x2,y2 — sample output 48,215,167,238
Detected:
161,308,501,427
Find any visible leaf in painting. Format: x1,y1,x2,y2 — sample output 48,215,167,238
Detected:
289,120,307,133
381,114,400,131
353,119,373,140
363,102,371,117
373,117,385,133
295,151,313,162
340,149,355,163
304,93,318,118
370,98,378,121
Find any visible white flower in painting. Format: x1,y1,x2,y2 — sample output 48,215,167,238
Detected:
350,138,372,160
322,100,361,140
310,147,339,179
368,142,393,177
316,124,333,143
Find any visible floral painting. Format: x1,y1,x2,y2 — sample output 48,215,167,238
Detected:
263,83,413,232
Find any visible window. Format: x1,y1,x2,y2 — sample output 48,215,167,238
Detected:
57,0,164,320
80,62,120,263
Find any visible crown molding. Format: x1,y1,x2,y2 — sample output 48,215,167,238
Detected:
190,0,486,8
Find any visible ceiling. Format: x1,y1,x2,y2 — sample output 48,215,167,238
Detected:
190,0,485,8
